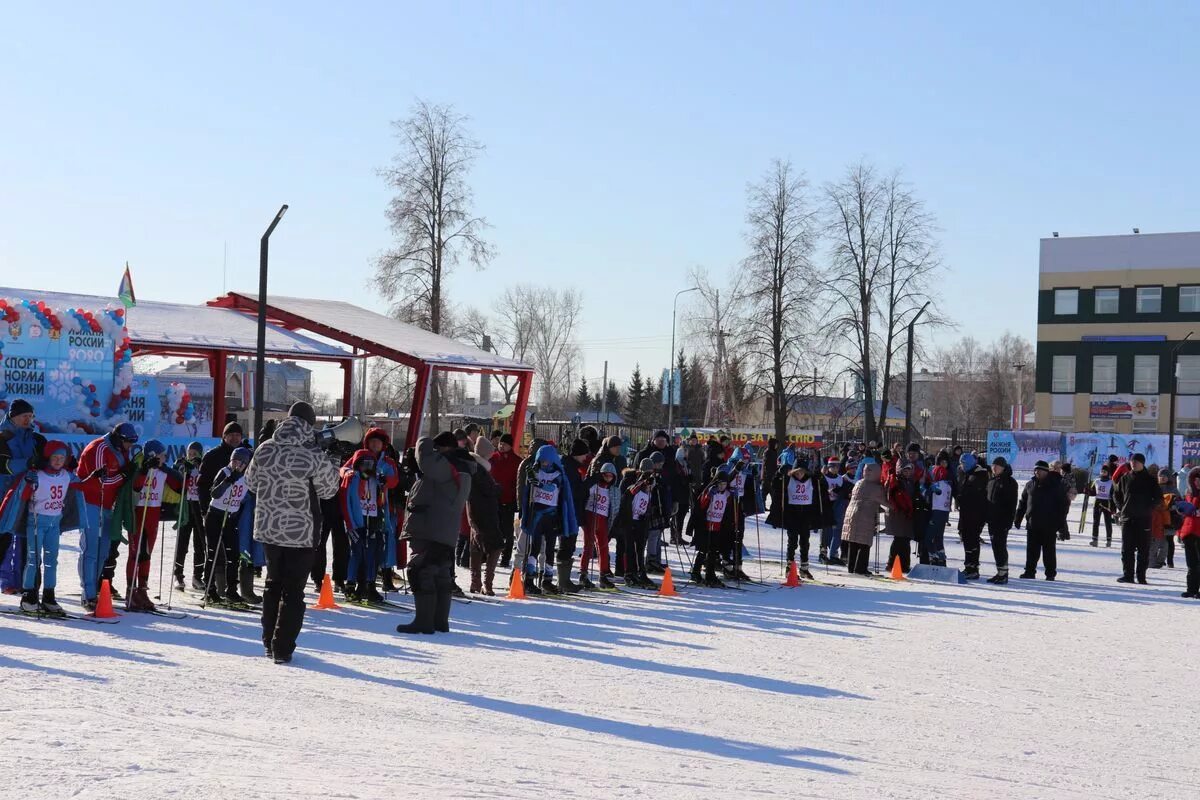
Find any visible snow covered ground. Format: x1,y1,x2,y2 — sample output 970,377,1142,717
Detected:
2,506,1198,800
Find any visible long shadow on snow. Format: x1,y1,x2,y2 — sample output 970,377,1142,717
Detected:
303,656,861,774
0,622,176,667
432,629,869,700
0,652,109,682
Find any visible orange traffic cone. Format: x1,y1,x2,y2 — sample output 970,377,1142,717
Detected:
658,566,679,597
782,561,801,587
93,579,119,619
310,574,341,610
507,568,526,600
890,556,905,581
507,568,526,599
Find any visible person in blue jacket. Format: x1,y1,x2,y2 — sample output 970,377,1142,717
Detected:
0,399,47,594
340,448,391,604
519,444,576,595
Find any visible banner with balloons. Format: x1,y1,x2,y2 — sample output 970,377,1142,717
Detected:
0,296,132,434
124,373,214,439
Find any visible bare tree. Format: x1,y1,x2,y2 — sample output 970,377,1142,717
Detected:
738,160,820,443
682,266,747,426
820,161,942,440
373,100,494,430
525,287,583,416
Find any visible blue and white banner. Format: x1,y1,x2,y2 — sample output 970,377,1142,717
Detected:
1063,433,1183,475
986,430,1063,481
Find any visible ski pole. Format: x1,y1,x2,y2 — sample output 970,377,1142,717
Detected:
128,468,154,609
154,512,166,601
202,506,231,608
753,511,763,583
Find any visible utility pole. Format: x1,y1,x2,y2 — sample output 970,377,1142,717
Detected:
904,301,932,445
601,360,608,425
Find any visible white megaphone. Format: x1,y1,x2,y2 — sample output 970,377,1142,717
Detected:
315,416,365,448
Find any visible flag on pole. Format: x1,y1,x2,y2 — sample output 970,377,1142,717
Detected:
118,263,137,308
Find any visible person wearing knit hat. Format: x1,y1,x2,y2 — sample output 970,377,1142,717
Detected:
172,441,208,591
2,440,95,614
288,402,317,427
123,439,185,612
517,443,577,595
0,398,47,595
554,439,591,593
580,461,620,589
820,457,852,566
614,456,661,589
489,432,522,568
1112,451,1161,584
1013,455,1070,581
984,456,1019,583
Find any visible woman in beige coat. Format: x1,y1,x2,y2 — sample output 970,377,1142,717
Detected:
841,462,888,575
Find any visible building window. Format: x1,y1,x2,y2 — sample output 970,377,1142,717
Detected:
1054,289,1078,315
1136,286,1162,313
1132,420,1158,434
1092,355,1117,394
1181,286,1200,313
1052,356,1076,393
1134,355,1159,394
1050,417,1074,432
1178,356,1200,395
1093,288,1119,314
1091,420,1117,432
1177,421,1200,434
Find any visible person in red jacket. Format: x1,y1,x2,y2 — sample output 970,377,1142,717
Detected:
361,428,402,590
1178,467,1200,598
125,439,183,611
75,423,138,611
489,433,521,568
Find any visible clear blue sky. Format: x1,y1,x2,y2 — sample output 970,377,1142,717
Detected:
3,1,1198,399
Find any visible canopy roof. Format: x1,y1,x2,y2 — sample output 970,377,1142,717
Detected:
210,292,532,373
0,287,349,361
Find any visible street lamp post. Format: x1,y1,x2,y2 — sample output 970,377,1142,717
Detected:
668,286,700,436
254,204,289,443
904,301,932,445
1168,330,1194,473
919,407,931,444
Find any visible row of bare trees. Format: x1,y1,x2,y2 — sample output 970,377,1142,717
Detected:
368,99,959,441
681,159,944,443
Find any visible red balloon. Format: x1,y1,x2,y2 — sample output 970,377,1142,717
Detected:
116,309,124,317
87,384,95,392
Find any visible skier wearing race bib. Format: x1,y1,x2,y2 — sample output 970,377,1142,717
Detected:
772,456,828,580
580,462,619,589
125,439,183,611
687,468,736,587
556,439,591,593
924,462,954,567
172,441,206,592
339,448,390,604
1,440,94,616
820,458,853,567
1087,463,1115,548
614,458,659,589
203,447,252,605
75,422,138,611
518,443,576,595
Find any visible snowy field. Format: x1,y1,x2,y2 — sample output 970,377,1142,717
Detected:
2,505,1198,800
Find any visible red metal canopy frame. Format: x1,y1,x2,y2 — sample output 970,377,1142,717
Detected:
130,343,355,439
207,294,533,447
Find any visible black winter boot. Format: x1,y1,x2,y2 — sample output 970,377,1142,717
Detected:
239,564,262,604
396,591,436,634
433,567,453,633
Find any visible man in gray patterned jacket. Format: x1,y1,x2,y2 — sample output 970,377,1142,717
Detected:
245,402,341,664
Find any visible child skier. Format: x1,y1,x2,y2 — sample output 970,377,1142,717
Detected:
580,462,619,589
1088,464,1115,548
616,459,659,589
775,457,828,580
518,444,576,595
125,439,183,611
1179,467,1200,598
926,463,953,567
173,441,206,591
820,458,853,566
2,441,94,615
75,423,138,611
203,447,252,605
688,468,736,588
340,448,390,604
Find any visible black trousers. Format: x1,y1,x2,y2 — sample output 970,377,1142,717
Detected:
888,536,912,572
261,544,315,658
498,501,517,564
1024,526,1057,577
845,541,871,575
623,523,648,577
103,539,121,584
173,500,205,579
786,527,810,564
203,509,240,592
1092,503,1113,543
312,498,348,586
1121,518,1150,581
987,520,1009,571
913,510,931,565
406,540,455,592
961,522,984,571
1184,536,1200,595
